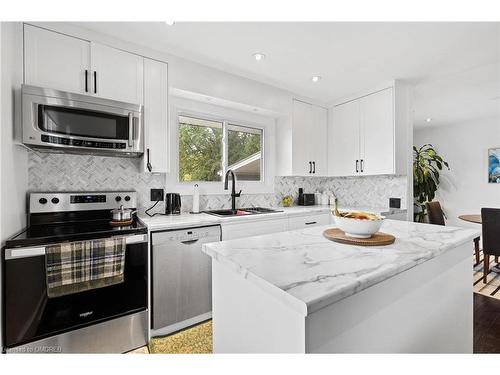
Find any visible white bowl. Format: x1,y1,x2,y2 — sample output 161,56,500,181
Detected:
334,212,384,238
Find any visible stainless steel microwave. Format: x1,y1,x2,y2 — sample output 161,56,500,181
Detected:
22,85,143,156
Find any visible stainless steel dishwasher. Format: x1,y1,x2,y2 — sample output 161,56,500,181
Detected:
151,225,221,334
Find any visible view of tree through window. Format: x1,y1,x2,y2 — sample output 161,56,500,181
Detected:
228,124,262,181
178,115,263,182
178,116,222,182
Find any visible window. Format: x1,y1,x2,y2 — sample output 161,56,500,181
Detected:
227,124,262,181
178,115,223,182
178,114,263,183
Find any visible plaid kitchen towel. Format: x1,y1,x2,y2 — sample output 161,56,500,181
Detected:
45,237,126,298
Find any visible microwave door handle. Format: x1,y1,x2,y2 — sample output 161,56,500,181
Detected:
128,112,133,147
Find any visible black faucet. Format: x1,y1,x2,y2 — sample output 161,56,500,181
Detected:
224,169,242,211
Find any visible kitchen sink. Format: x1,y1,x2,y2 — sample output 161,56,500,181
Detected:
204,207,283,217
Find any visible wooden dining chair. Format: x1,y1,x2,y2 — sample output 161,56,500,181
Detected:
426,201,446,226
481,208,500,283
427,201,481,264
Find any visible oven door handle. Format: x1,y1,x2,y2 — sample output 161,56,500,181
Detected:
5,247,46,260
5,234,148,260
124,234,147,245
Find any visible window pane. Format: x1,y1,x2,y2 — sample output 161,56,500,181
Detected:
227,124,262,181
178,115,223,182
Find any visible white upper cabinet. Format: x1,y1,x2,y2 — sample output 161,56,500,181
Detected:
90,42,144,104
292,100,313,175
310,105,328,176
328,99,360,176
24,24,90,94
290,99,328,176
359,87,394,175
143,58,169,173
24,25,144,105
328,84,409,177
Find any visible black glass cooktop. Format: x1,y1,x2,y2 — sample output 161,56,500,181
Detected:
5,218,147,248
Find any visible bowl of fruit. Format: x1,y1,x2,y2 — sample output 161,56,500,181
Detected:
333,204,384,238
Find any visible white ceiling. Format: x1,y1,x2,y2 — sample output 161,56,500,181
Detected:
76,22,500,127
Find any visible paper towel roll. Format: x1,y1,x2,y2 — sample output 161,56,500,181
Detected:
192,184,200,213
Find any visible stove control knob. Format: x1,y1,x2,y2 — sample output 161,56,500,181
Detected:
51,197,60,204
115,196,122,202
124,195,131,202
39,198,48,204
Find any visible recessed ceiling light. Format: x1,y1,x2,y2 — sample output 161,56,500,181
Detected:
253,53,266,61
426,118,432,123
165,21,175,26
311,76,321,83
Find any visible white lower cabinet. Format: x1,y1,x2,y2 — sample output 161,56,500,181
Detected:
288,212,331,231
221,218,288,241
221,211,332,240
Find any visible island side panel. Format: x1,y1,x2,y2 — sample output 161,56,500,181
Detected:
211,261,306,353
305,241,472,353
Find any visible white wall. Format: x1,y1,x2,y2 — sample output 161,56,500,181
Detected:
1,22,28,245
0,21,29,350
414,117,500,227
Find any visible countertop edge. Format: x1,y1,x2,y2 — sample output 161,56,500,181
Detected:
202,244,309,317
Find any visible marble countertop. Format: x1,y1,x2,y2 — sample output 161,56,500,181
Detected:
202,220,479,316
139,205,406,231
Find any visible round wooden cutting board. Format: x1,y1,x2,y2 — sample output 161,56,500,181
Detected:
323,228,395,246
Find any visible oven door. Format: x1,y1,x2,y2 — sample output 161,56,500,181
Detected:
3,234,148,349
22,85,143,156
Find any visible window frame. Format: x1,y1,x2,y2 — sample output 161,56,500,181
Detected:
167,99,275,195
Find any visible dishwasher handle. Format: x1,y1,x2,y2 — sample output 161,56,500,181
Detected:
180,239,199,245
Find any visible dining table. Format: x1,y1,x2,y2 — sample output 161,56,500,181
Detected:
458,214,482,224
458,214,482,265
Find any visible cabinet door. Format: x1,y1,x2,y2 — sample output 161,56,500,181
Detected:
310,105,328,176
359,87,394,175
91,42,144,104
329,100,360,176
292,100,313,176
143,58,169,173
24,25,90,94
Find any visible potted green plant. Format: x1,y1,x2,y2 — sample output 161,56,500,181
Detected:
413,144,450,222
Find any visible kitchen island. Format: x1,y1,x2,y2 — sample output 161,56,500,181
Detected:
202,220,479,353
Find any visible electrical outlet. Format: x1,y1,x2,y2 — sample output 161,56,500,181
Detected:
389,197,401,209
150,188,164,202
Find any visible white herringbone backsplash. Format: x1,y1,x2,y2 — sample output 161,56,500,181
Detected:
28,152,167,212
28,152,407,213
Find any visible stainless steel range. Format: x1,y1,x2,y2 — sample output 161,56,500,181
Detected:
2,191,148,353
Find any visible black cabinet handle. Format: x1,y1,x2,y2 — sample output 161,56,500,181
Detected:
85,70,88,92
312,161,316,174
356,160,359,173
93,71,97,94
146,149,152,172
305,221,317,225
309,161,312,174
360,159,364,173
